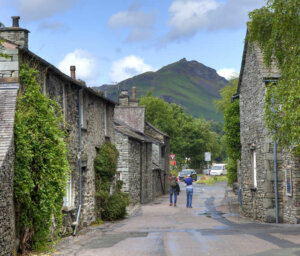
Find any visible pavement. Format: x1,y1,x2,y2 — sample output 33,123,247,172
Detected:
50,181,300,256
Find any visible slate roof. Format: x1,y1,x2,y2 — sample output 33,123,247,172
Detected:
0,83,19,167
145,121,169,138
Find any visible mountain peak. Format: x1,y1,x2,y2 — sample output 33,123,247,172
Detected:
96,59,228,122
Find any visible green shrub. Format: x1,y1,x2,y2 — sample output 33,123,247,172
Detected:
226,158,238,186
97,191,129,221
94,142,129,221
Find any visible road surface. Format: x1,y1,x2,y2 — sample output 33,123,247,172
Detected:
52,181,300,256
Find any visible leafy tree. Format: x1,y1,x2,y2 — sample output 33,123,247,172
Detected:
14,65,69,252
139,92,221,169
247,0,300,152
215,79,240,185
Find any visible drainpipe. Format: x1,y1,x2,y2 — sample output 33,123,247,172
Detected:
271,95,279,224
73,88,83,235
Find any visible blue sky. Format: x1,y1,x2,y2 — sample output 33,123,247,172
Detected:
0,0,265,86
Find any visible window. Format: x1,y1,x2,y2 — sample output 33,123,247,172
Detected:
252,150,257,188
63,175,72,208
161,146,165,158
286,167,292,196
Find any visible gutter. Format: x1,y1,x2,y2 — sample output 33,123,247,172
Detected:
73,88,83,235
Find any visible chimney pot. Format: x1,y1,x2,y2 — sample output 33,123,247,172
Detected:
132,87,136,100
70,65,76,80
12,16,20,27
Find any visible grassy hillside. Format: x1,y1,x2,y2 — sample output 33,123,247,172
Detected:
97,58,228,122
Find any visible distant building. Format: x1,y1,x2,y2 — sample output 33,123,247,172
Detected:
114,88,170,204
236,32,300,223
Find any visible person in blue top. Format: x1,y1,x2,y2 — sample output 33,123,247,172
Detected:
184,174,193,208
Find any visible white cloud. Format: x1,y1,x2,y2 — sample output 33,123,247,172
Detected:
217,68,239,80
165,0,265,41
108,2,157,42
15,0,80,21
109,55,154,83
58,49,99,86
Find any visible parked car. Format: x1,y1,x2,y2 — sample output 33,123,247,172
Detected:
178,169,197,181
202,169,211,175
210,164,227,176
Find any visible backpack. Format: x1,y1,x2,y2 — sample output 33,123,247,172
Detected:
170,176,177,188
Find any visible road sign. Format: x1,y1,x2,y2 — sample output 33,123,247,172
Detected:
205,152,211,162
170,161,176,166
170,154,175,160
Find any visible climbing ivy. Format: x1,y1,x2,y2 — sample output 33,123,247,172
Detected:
14,65,69,252
94,142,129,220
215,79,240,185
247,0,300,152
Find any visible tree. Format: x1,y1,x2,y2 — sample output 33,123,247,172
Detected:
215,79,240,185
247,0,300,152
139,92,221,168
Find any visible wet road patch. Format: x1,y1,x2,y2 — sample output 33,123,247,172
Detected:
82,232,149,249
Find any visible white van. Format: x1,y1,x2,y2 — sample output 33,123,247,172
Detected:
210,164,227,176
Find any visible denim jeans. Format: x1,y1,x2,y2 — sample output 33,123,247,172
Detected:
186,187,193,207
170,187,177,204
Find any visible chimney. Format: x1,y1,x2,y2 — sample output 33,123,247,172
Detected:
0,16,29,48
132,87,136,100
119,89,129,106
70,66,76,80
12,16,20,27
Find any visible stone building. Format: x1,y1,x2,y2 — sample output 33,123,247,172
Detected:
0,17,116,254
236,34,300,223
114,88,170,204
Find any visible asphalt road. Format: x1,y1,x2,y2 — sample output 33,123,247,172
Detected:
52,181,300,256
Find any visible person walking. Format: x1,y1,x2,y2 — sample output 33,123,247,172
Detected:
169,173,179,207
184,174,193,208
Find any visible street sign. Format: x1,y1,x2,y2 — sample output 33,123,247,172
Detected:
170,161,176,166
205,152,211,162
170,154,175,160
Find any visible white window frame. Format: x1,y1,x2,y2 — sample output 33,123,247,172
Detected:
63,175,73,208
252,150,257,188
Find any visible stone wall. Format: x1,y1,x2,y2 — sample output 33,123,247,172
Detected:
114,106,145,133
239,44,287,223
280,151,300,223
128,139,142,204
0,29,28,48
141,143,153,203
0,46,19,80
17,51,116,233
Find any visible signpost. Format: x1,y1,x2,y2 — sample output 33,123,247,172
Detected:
170,154,176,167
205,152,211,169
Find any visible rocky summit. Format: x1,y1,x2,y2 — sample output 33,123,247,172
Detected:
95,58,229,122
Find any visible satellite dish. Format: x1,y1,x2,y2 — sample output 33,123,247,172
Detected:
0,22,5,28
